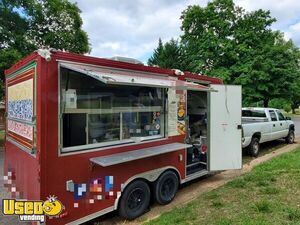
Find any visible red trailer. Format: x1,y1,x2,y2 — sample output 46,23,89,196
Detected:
4,50,242,224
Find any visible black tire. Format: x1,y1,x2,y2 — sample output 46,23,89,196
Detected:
285,130,295,144
118,180,150,220
154,171,179,205
248,137,260,157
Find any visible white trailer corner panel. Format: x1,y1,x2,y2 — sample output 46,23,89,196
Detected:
209,85,242,171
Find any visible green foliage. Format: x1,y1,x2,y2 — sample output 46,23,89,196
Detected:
0,0,90,99
289,73,300,113
180,0,300,107
148,38,187,71
284,207,300,221
254,200,272,213
260,187,279,195
226,178,246,188
214,219,231,225
269,98,292,112
0,49,24,99
211,199,225,208
149,0,300,107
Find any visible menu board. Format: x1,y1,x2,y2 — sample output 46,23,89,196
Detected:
167,89,178,136
168,89,187,136
176,90,186,135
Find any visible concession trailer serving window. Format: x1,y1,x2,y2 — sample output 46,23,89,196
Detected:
58,62,215,153
59,63,175,152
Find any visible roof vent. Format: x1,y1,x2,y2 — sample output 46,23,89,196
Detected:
36,49,52,62
172,69,184,76
110,56,144,65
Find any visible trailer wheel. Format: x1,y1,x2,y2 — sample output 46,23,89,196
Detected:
118,180,150,220
285,130,295,144
248,137,259,157
154,171,179,205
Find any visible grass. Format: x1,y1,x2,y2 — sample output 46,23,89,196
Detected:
145,147,300,225
284,112,300,118
242,140,286,165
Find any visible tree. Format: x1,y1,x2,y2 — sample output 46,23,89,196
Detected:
235,33,299,107
0,0,90,98
177,0,300,107
148,38,186,70
148,38,164,67
289,73,300,114
269,98,291,113
180,0,240,77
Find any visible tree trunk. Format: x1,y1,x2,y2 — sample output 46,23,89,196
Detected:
292,108,296,114
263,98,269,107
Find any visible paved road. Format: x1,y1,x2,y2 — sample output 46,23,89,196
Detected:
292,117,300,137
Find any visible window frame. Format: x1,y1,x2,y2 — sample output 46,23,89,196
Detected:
58,63,168,154
242,109,267,118
276,110,285,121
269,110,278,121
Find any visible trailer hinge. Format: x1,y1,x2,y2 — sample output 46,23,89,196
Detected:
31,147,36,154
32,116,36,123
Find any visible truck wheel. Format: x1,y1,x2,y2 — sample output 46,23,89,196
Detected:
285,130,295,144
154,171,179,205
118,180,150,220
248,137,259,157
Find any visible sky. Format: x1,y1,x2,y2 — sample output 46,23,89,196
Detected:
69,0,300,63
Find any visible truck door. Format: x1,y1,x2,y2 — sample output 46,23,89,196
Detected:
275,110,289,138
208,85,242,171
269,110,281,139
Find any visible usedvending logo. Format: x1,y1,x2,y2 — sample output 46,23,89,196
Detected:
2,196,64,222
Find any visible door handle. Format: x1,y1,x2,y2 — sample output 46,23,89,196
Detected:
280,123,282,126
273,124,276,127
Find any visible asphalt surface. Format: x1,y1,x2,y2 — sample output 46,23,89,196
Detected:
0,117,299,225
292,117,300,137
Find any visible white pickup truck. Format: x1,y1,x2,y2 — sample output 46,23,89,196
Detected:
242,107,295,156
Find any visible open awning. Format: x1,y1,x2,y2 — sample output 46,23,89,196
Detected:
60,62,215,91
175,80,215,92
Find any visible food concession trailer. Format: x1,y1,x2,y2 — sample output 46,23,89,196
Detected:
4,50,242,224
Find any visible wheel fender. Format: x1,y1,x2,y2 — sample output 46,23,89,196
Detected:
252,132,261,141
113,166,181,209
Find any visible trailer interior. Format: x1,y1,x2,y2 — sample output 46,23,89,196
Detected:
186,91,208,175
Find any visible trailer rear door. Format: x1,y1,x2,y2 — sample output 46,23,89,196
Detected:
209,85,242,171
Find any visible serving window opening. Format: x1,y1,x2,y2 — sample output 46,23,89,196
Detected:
186,90,208,175
59,67,166,152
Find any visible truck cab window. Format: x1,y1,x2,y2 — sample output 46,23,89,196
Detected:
269,110,278,121
242,110,266,117
277,111,285,121
60,68,165,151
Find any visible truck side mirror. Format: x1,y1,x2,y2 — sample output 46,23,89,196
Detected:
286,116,291,120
